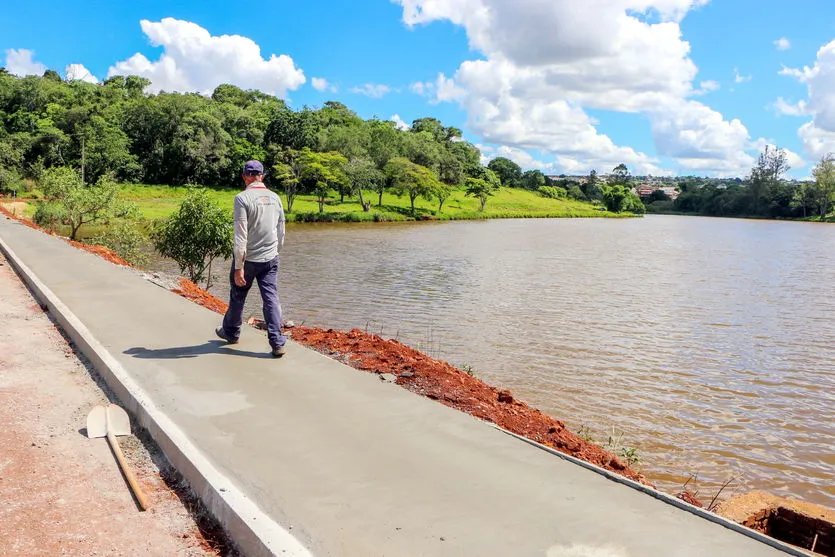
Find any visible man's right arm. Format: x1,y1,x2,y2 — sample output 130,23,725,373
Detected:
233,196,248,269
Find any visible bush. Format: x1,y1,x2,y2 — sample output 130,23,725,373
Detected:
0,167,23,195
92,222,149,267
567,185,587,200
33,201,68,232
152,189,233,288
538,185,568,199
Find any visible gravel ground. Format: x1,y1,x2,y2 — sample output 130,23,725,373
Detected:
0,251,236,557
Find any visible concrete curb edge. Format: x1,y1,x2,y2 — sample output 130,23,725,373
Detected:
0,234,313,557
492,425,807,556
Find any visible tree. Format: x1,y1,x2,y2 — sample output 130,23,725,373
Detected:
465,167,500,211
384,157,440,215
299,150,349,213
748,146,790,214
39,166,136,240
609,164,631,187
435,183,453,213
346,156,384,212
601,184,644,214
487,157,522,188
152,189,233,288
811,153,835,221
271,147,303,213
520,169,546,191
582,170,602,200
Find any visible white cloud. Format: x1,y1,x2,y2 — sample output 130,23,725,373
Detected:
694,80,720,95
410,81,433,95
350,83,391,98
781,39,835,158
774,37,791,51
734,67,752,83
107,18,305,97
4,48,47,77
396,0,756,176
391,114,411,130
311,77,336,92
65,63,98,83
773,97,806,117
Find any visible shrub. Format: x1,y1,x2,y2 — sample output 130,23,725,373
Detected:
33,201,68,232
538,185,568,199
152,189,233,288
92,222,149,267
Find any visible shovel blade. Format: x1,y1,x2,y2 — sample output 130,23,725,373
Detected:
86,404,132,438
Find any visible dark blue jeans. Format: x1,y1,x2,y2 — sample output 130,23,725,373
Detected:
221,256,286,349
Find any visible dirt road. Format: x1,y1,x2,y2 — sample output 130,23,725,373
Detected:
0,251,232,556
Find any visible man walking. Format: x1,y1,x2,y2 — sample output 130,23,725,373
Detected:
216,160,288,357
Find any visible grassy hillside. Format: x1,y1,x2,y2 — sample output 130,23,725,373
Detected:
119,184,631,222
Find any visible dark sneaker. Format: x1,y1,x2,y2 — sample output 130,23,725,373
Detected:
272,345,287,358
215,327,239,345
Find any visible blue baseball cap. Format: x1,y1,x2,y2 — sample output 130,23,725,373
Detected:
243,160,264,175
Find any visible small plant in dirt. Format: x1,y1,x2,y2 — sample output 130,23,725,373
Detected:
603,426,641,466
92,222,149,267
459,363,475,376
577,424,595,443
152,188,232,289
619,447,640,466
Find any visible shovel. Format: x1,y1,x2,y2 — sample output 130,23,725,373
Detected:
86,403,150,511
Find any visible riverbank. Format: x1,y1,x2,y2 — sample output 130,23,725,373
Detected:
5,202,834,556
3,183,633,227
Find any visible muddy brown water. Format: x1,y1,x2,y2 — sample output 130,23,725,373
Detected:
148,215,835,508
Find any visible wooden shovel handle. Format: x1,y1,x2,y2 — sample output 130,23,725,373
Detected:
107,431,150,511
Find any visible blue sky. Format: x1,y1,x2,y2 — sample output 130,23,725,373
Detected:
2,0,835,178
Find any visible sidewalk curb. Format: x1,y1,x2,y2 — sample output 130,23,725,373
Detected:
492,426,806,556
0,234,313,557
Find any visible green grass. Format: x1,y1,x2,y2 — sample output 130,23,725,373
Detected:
118,184,633,222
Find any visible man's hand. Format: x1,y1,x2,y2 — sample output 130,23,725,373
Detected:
234,269,246,287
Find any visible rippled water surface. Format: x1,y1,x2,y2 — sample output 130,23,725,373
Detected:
181,215,835,507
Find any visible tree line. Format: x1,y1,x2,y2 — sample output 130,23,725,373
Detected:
653,147,835,221
0,70,649,216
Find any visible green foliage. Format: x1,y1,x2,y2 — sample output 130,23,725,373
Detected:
0,165,23,194
33,200,67,232
601,184,644,214
92,221,149,267
487,157,522,188
152,189,232,287
811,153,835,221
609,163,631,187
299,149,349,213
520,169,546,191
384,157,441,215
538,185,567,199
39,166,137,239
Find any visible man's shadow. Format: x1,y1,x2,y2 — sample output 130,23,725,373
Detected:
124,340,273,360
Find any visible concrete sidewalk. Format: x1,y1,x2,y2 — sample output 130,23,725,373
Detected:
0,216,798,557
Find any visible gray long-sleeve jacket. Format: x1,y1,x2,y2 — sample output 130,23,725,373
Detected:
233,183,285,269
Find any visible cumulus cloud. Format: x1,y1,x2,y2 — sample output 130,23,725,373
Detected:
781,39,835,158
774,37,791,51
395,0,755,176
4,48,47,76
350,83,391,98
773,97,806,117
311,77,336,92
65,63,98,83
391,114,411,130
107,18,305,97
410,81,433,96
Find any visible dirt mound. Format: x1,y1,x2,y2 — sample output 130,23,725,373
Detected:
172,278,229,314
289,325,651,485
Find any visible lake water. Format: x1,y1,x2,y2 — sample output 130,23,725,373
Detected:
159,215,835,508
